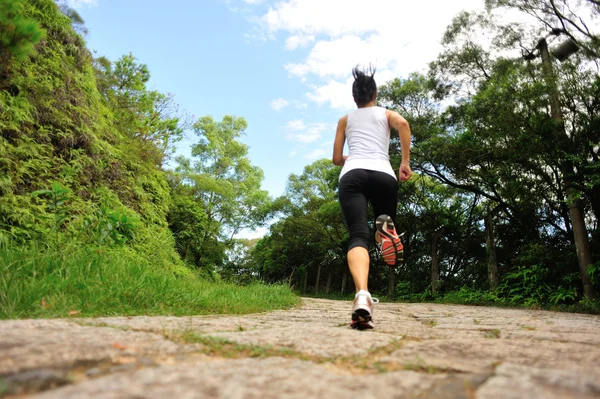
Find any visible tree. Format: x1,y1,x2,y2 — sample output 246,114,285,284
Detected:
167,172,209,265
486,0,600,58
422,8,598,299
172,115,271,270
484,206,501,291
93,54,186,166
220,238,259,284
379,74,489,295
249,159,350,292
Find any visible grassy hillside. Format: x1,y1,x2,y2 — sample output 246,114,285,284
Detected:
0,0,298,318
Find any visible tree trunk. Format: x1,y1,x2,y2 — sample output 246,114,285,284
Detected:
431,231,440,293
570,199,596,299
303,268,308,294
484,213,499,291
325,268,332,295
388,267,396,299
539,38,596,299
315,262,322,294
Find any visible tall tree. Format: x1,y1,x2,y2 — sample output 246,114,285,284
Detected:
379,74,488,295
425,8,598,298
173,115,271,269
250,159,349,291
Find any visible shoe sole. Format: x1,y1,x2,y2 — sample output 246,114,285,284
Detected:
351,312,374,330
352,308,372,323
376,215,404,267
351,320,374,330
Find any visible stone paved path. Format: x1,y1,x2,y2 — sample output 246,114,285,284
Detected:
2,298,600,398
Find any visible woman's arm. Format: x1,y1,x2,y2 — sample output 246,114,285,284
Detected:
386,110,412,181
332,115,348,166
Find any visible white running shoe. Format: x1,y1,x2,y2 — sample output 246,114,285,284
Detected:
351,291,379,330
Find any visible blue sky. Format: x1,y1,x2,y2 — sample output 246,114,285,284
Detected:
70,0,486,235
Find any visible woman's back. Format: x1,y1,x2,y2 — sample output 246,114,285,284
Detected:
346,106,390,162
341,106,394,179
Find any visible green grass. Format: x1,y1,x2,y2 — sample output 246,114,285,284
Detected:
0,242,300,319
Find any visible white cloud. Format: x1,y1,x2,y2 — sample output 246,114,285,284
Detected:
286,119,306,130
284,120,333,143
289,150,297,157
306,78,354,111
259,0,484,41
270,98,289,112
284,34,315,51
293,101,308,110
284,34,401,79
305,148,327,160
252,0,485,108
260,0,380,37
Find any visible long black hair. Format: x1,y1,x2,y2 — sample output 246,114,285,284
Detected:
352,65,377,107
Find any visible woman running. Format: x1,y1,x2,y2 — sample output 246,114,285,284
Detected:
332,65,412,330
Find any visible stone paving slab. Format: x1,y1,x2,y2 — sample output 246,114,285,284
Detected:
0,319,184,375
210,325,397,357
381,338,600,374
477,363,600,399
26,357,486,399
1,298,599,398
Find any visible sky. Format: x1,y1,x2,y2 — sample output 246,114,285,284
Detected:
70,0,487,236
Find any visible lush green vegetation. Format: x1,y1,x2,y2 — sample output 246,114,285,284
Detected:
0,0,294,319
1,0,598,317
0,242,299,319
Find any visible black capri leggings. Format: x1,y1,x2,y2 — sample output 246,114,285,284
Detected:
339,169,398,251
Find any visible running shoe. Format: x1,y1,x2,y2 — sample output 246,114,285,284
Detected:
376,214,404,267
351,291,379,330
351,319,374,330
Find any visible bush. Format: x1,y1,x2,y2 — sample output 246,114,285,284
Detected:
439,287,501,305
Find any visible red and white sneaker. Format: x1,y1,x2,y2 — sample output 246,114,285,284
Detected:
376,214,404,268
351,291,379,330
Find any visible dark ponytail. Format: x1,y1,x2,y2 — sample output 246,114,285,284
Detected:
352,65,377,107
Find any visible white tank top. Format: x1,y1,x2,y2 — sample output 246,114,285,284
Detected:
339,106,396,180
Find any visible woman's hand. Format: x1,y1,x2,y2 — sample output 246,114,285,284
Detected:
399,163,412,181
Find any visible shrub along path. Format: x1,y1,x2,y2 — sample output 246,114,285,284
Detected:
2,298,600,398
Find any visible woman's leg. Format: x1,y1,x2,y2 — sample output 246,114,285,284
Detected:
347,246,370,292
338,170,371,292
